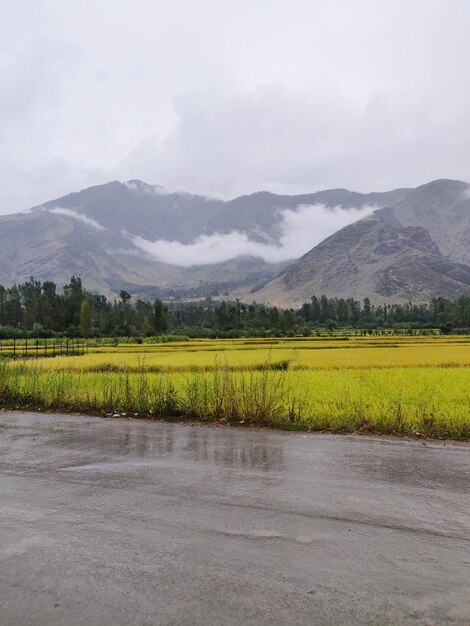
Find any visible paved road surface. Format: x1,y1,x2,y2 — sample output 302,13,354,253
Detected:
0,412,469,625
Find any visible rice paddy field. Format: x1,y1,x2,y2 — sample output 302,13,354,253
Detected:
1,335,469,438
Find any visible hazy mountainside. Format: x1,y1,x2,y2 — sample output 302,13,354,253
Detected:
255,178,470,305
0,179,407,298
378,179,470,265
0,178,468,303
255,214,470,306
216,186,409,243
34,181,226,244
0,209,287,299
0,211,184,294
31,179,407,243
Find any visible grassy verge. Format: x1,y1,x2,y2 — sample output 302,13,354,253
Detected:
1,361,469,439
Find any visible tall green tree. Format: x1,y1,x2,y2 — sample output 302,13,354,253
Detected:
153,298,168,333
79,300,91,337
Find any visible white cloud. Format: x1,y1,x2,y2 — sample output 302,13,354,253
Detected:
2,2,470,212
116,85,470,201
48,207,105,231
132,204,374,266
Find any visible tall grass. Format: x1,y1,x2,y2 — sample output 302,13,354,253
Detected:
1,360,469,438
0,361,289,425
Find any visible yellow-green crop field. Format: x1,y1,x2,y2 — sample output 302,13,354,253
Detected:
1,335,469,438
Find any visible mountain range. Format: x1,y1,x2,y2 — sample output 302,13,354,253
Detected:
255,179,470,305
0,178,469,304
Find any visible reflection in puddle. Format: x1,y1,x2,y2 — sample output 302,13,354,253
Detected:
185,428,284,471
30,420,285,472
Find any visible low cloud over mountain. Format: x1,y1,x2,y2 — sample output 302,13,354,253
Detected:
49,208,105,231
132,204,375,266
0,178,468,304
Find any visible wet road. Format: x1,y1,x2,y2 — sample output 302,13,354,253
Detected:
0,412,469,625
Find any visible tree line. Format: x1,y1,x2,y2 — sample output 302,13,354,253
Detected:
0,277,469,338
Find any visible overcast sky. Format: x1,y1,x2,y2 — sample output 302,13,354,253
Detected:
1,0,470,214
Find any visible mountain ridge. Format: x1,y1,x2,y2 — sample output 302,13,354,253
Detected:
1,178,469,303
254,205,470,305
